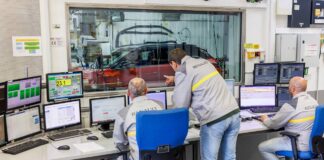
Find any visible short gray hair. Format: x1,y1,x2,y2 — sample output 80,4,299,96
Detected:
128,77,147,97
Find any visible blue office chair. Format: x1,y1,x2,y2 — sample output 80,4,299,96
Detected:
275,105,324,160
136,108,189,160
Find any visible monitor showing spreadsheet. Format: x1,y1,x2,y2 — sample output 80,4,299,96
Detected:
43,100,81,131
6,105,41,142
239,85,276,109
279,63,305,84
7,76,41,110
90,96,126,126
253,63,279,85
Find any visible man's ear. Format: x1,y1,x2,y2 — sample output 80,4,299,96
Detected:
144,87,148,94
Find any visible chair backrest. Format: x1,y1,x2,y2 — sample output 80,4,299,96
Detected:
310,105,324,152
136,108,189,151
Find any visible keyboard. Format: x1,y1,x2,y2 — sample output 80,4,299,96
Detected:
250,107,278,113
2,139,48,155
48,129,91,141
101,131,113,138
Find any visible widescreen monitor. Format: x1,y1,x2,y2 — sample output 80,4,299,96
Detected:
277,87,292,107
253,63,279,85
90,96,126,127
7,76,41,110
5,105,41,142
279,63,305,84
239,85,276,109
46,71,83,102
43,100,81,132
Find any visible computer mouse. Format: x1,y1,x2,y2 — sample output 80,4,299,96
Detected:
87,135,99,141
58,145,70,150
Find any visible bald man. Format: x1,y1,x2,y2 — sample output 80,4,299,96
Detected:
113,78,163,160
258,76,319,160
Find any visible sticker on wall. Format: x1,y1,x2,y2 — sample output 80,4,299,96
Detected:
50,37,64,47
12,36,42,57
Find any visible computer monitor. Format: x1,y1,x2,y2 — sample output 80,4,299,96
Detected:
5,105,41,142
239,85,276,109
0,83,7,114
253,63,279,85
277,87,292,107
0,114,6,147
128,90,167,109
279,63,305,84
46,71,83,102
225,79,235,94
43,100,81,132
7,76,42,110
90,96,126,130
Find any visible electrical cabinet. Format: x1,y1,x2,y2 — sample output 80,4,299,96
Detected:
297,34,320,67
288,0,312,28
275,34,298,62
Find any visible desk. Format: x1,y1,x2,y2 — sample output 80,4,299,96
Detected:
0,129,126,160
186,119,274,160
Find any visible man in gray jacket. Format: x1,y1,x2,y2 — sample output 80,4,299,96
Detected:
258,76,319,160
113,77,163,160
165,48,240,160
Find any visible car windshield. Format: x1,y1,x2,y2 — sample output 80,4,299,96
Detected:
110,49,132,65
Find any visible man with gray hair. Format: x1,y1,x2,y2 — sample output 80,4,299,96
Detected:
258,76,319,160
113,77,163,160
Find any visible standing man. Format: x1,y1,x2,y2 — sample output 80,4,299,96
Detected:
165,48,240,160
258,77,318,160
113,77,163,160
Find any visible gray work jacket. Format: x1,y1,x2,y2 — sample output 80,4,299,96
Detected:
113,96,163,160
172,56,239,125
263,92,319,151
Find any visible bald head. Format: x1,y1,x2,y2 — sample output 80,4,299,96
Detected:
289,76,307,96
128,77,147,99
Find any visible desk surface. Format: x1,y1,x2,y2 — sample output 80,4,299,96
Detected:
0,118,270,160
0,129,119,160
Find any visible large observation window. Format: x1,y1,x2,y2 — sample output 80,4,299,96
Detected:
69,8,242,91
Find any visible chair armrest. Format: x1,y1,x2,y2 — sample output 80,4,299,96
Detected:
280,131,300,160
280,131,300,138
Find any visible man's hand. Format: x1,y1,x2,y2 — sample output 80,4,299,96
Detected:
164,75,175,86
259,115,269,122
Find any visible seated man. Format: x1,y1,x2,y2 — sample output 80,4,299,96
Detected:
113,77,164,160
258,76,319,160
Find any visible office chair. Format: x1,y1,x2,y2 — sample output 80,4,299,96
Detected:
136,108,189,160
275,105,324,160
312,136,324,160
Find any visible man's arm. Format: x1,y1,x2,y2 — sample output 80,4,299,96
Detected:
262,103,296,130
172,71,192,108
113,114,127,144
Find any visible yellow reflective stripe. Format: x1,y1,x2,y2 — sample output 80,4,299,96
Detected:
127,131,136,137
288,116,315,124
192,71,219,91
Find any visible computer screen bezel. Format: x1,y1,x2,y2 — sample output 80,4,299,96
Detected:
89,95,126,127
0,82,7,114
239,85,277,110
43,99,82,132
46,71,84,102
253,63,279,85
277,86,291,107
5,105,41,142
0,114,7,147
278,62,305,84
6,76,42,111
127,90,168,109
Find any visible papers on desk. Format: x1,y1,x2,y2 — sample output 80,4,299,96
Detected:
240,110,257,118
74,142,104,153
